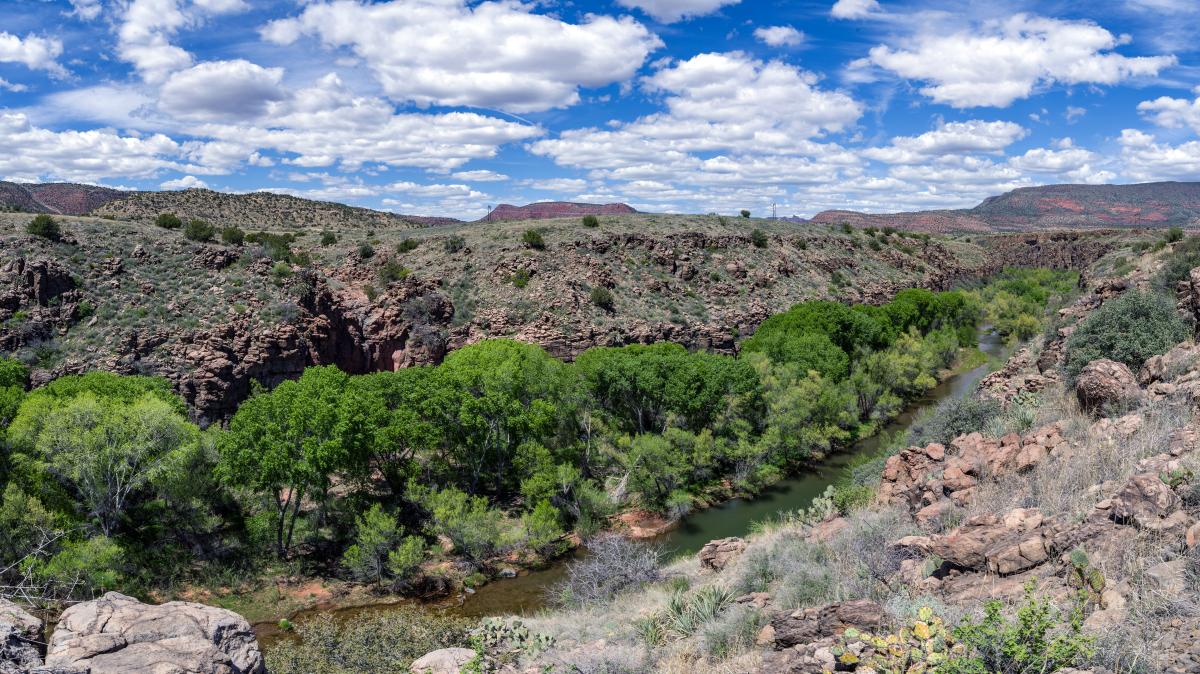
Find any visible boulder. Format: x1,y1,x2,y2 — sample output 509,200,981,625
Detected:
45,592,264,674
1107,473,1183,530
769,599,883,649
0,599,40,642
698,537,747,572
410,647,477,674
929,508,1050,576
0,599,42,674
1075,359,1141,415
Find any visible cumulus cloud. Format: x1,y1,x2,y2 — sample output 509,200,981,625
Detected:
159,60,286,121
615,0,740,23
1118,128,1200,181
1138,89,1200,133
0,32,66,75
116,0,250,83
67,0,103,20
863,120,1028,163
754,25,804,47
261,0,663,113
0,112,191,182
831,0,880,19
0,78,28,93
868,14,1175,107
161,175,209,189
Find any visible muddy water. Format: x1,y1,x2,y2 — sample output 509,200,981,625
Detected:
256,329,1010,644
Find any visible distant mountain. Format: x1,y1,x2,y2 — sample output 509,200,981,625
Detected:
91,189,453,229
482,201,637,222
811,182,1200,232
0,181,126,215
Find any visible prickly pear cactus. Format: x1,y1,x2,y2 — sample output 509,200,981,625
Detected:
830,606,966,674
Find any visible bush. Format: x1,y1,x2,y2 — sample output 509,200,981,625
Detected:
910,396,1002,447
581,214,599,228
1064,290,1189,379
184,219,214,242
379,259,410,283
220,226,245,245
342,504,400,584
155,213,182,229
522,500,565,557
550,533,661,607
444,235,466,253
522,229,546,250
247,231,296,261
740,209,751,218
1155,235,1200,291
26,214,61,241
411,483,506,562
1168,226,1185,243
358,242,375,259
751,229,768,248
320,231,337,246
265,608,472,674
396,238,419,253
590,286,614,311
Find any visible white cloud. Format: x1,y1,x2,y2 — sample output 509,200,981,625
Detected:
868,14,1175,107
1118,128,1200,181
159,60,286,121
1138,91,1200,133
116,0,193,82
261,0,663,113
0,32,66,75
1065,105,1087,122
0,78,28,93
67,0,103,20
0,112,193,182
615,0,740,23
523,177,588,192
451,169,510,182
831,0,880,19
754,25,804,47
863,120,1028,163
161,175,208,189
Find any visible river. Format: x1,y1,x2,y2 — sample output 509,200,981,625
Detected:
257,327,1011,639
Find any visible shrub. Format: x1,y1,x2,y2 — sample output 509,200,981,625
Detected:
26,214,62,241
751,228,768,248
590,286,614,311
549,533,661,607
358,242,375,259
910,396,1002,447
943,584,1093,674
320,231,337,246
841,223,853,234
220,226,245,245
1155,235,1200,291
396,238,419,253
155,213,182,229
1167,226,1185,243
522,229,546,250
443,236,466,253
247,231,296,261
184,219,214,242
342,504,400,584
264,608,472,674
740,209,751,218
582,214,599,228
271,261,292,279
509,268,531,288
410,483,505,562
379,259,410,283
522,500,565,557
1063,290,1189,379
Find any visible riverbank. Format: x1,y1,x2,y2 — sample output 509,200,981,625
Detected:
246,332,1011,646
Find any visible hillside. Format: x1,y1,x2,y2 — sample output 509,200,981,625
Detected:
812,181,1200,232
0,211,1120,422
482,201,636,222
0,181,126,215
91,188,448,229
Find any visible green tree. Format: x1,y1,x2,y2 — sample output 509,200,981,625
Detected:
218,366,362,557
155,213,182,229
387,536,427,582
409,482,506,561
739,210,751,218
1167,226,1185,243
342,504,401,584
522,499,565,556
26,214,61,241
8,393,202,536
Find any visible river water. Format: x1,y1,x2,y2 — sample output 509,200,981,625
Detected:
257,328,1010,639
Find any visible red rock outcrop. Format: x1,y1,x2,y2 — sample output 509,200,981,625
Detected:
482,202,637,222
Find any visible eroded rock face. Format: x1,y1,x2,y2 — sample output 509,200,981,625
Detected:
45,592,265,674
929,508,1050,576
1075,359,1141,415
698,537,747,572
769,599,883,650
0,598,42,674
0,257,82,353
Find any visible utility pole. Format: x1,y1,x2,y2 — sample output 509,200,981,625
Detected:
771,202,777,219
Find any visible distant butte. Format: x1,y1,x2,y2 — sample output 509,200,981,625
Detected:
481,202,637,222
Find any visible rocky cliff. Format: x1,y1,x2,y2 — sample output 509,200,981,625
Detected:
482,201,636,222
0,181,126,215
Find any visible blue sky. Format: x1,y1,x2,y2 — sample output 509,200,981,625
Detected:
2,0,1200,219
